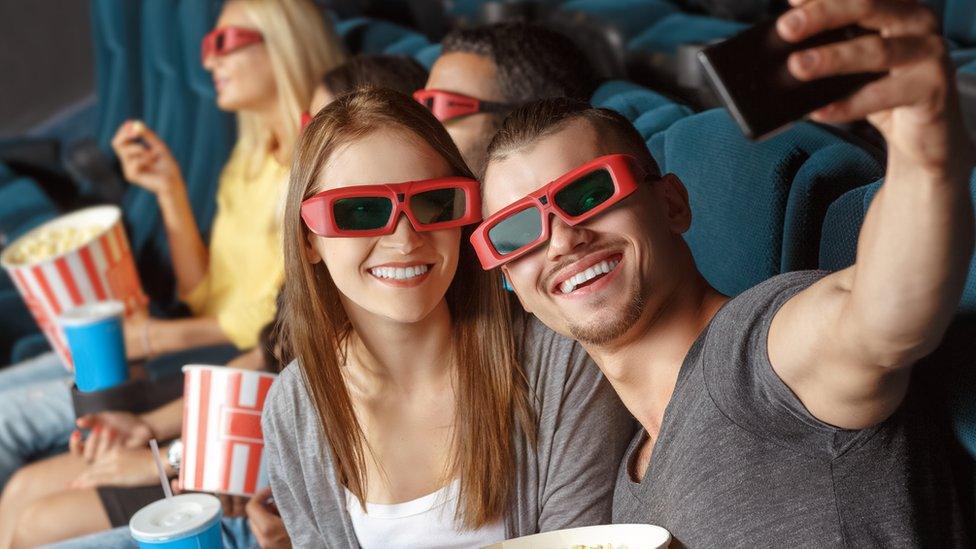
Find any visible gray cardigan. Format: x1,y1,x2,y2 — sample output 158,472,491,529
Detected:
262,315,636,548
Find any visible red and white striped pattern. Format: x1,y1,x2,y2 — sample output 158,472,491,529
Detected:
1,207,147,370
180,365,277,497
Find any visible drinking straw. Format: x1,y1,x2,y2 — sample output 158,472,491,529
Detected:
149,439,174,499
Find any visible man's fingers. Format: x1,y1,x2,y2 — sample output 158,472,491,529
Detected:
809,67,943,123
778,0,938,43
789,33,945,81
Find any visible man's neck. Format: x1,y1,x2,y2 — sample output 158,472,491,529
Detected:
584,274,728,437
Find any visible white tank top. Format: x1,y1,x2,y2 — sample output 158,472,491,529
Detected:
345,479,506,548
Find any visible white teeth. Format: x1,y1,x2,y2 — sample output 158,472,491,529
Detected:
370,264,429,281
558,258,621,294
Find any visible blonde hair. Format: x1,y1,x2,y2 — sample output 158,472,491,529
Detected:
233,0,345,172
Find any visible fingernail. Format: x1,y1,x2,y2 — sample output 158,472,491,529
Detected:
780,11,805,34
797,51,817,70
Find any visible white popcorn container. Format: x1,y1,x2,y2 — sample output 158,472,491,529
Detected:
0,206,147,370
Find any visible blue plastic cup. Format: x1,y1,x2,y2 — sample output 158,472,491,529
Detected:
59,300,128,392
129,493,223,549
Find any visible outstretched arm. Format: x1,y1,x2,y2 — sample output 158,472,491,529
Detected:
768,0,976,429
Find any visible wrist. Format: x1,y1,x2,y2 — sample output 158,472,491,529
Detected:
156,176,187,205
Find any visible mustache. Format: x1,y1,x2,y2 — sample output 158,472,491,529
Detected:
541,241,627,290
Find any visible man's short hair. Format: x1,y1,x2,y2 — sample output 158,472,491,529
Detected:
442,22,598,105
323,54,429,97
486,97,660,179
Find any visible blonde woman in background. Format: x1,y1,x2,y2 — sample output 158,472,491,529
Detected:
0,1,343,546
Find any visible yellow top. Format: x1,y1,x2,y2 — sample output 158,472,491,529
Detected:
183,147,288,349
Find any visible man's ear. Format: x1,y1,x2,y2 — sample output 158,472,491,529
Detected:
304,232,324,264
659,173,692,234
501,266,532,313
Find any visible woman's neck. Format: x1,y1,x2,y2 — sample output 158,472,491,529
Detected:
343,299,456,395
253,102,290,165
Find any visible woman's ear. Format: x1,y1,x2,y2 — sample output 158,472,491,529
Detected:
304,232,324,264
659,173,692,234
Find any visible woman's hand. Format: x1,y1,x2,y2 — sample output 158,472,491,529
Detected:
69,446,159,489
110,120,184,195
122,313,158,360
246,487,291,549
69,411,156,464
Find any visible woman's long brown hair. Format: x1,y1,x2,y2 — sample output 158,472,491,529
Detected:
282,87,535,529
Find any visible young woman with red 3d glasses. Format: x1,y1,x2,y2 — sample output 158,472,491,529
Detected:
263,87,633,548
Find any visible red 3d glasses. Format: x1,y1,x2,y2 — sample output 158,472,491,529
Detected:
301,177,482,237
413,89,513,123
470,154,644,269
201,27,264,65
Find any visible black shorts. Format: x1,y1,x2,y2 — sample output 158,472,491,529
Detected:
96,484,165,527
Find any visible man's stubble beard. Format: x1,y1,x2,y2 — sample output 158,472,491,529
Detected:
567,276,647,346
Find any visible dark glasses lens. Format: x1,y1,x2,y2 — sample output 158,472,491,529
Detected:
332,197,393,231
214,33,226,50
553,168,616,217
488,206,543,255
410,188,467,225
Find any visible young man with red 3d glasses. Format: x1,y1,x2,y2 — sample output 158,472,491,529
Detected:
417,22,597,176
474,1,975,546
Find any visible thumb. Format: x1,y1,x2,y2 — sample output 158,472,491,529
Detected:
130,121,167,154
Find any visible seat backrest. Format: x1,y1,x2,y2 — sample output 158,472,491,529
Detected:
943,0,976,48
90,0,142,150
628,12,746,55
414,43,442,69
338,17,427,55
658,109,882,296
820,170,976,316
177,0,236,242
562,0,677,40
591,79,693,171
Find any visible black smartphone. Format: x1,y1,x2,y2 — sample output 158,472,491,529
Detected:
698,19,885,140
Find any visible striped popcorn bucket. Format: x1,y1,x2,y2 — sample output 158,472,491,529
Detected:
179,365,277,497
0,206,147,370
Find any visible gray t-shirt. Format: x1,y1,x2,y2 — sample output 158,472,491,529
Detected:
613,271,971,548
264,315,636,548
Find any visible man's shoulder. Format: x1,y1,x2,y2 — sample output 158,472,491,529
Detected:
711,270,829,329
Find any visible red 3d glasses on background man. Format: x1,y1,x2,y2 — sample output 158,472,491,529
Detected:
413,89,514,123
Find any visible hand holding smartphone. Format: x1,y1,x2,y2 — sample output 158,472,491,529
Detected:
699,19,885,140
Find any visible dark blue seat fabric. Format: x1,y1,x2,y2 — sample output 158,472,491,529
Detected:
591,81,675,121
591,79,693,167
0,177,59,244
628,12,746,55
591,80,647,105
10,332,50,363
0,290,40,364
414,44,442,70
383,34,431,56
90,0,142,150
337,17,428,55
657,109,882,296
563,0,678,40
820,170,976,315
819,170,976,458
177,0,236,242
943,0,976,48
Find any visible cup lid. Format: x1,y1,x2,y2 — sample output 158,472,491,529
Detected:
129,493,222,542
58,300,125,327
